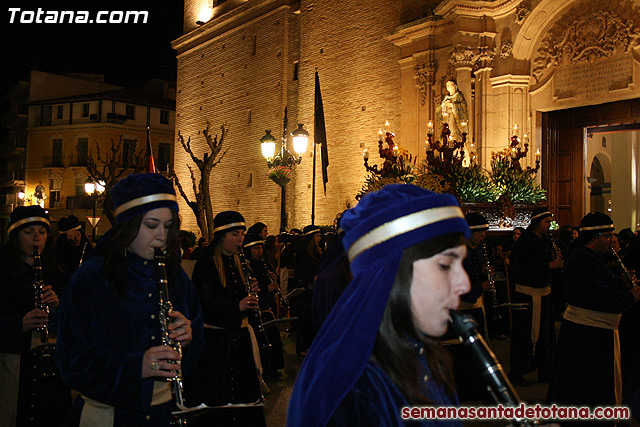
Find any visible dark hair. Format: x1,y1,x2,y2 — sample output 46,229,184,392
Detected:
103,209,182,298
302,231,322,260
197,237,208,247
372,232,466,405
1,232,60,282
247,222,267,236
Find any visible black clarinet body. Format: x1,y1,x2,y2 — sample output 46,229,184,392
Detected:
237,251,272,350
481,242,501,321
449,310,538,426
154,248,187,425
32,246,57,379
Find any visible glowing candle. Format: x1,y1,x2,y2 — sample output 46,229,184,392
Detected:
363,148,369,160
427,121,434,135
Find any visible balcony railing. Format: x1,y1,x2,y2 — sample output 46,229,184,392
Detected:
68,154,89,167
42,156,65,168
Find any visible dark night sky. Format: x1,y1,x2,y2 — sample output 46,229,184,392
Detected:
1,0,184,107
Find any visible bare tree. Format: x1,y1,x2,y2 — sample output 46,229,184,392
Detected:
170,121,229,239
86,136,144,225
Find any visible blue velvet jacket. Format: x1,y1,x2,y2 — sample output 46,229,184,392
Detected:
330,348,462,426
54,252,204,414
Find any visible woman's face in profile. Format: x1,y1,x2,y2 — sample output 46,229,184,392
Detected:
409,244,470,337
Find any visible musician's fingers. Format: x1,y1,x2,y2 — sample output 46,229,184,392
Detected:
147,345,181,360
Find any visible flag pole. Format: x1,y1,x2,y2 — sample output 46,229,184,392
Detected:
312,138,317,225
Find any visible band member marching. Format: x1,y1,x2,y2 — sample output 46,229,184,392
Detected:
460,212,493,339
509,207,562,386
187,211,267,426
0,205,70,425
243,233,285,378
54,214,93,274
548,213,640,425
54,173,204,426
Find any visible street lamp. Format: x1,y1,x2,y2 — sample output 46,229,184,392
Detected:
260,107,309,232
85,180,105,241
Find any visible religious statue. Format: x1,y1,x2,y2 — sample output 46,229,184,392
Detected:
435,79,469,142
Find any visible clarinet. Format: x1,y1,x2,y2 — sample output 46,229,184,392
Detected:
262,256,290,315
481,243,501,320
548,235,563,268
238,251,272,349
611,248,637,289
449,310,539,426
32,246,57,379
154,248,187,425
78,241,88,268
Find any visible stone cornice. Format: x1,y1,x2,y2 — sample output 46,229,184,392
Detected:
387,18,454,47
172,0,298,55
435,0,521,19
489,73,532,88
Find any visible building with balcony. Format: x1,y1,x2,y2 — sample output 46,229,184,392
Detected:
0,71,176,242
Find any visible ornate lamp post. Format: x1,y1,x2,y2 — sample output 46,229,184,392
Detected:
260,108,308,232
84,179,105,241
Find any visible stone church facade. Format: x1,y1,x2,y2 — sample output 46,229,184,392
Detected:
173,0,640,234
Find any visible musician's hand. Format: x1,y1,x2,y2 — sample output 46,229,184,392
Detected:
239,295,259,312
142,345,181,379
549,258,563,269
168,310,192,347
249,278,260,294
40,285,59,308
268,282,279,293
22,308,49,332
481,281,495,292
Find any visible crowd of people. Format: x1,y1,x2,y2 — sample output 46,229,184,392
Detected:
3,173,640,426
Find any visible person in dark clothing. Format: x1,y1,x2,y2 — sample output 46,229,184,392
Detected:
55,174,203,426
243,233,285,377
292,225,323,356
509,207,562,386
459,212,492,338
311,229,351,330
54,215,93,274
0,205,70,426
189,236,208,261
187,211,266,426
548,213,640,426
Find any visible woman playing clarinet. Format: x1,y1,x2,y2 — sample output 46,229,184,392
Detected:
55,173,204,426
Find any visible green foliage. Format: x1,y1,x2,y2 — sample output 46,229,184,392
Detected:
356,173,414,200
490,155,546,203
449,163,497,202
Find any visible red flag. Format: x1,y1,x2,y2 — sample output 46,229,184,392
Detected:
146,127,156,173
314,70,329,194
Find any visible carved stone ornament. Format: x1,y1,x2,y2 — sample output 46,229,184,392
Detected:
414,62,437,106
449,45,477,69
500,40,513,58
532,10,640,82
448,44,495,72
515,2,531,25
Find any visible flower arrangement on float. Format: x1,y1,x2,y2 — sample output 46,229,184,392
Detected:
357,121,546,228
